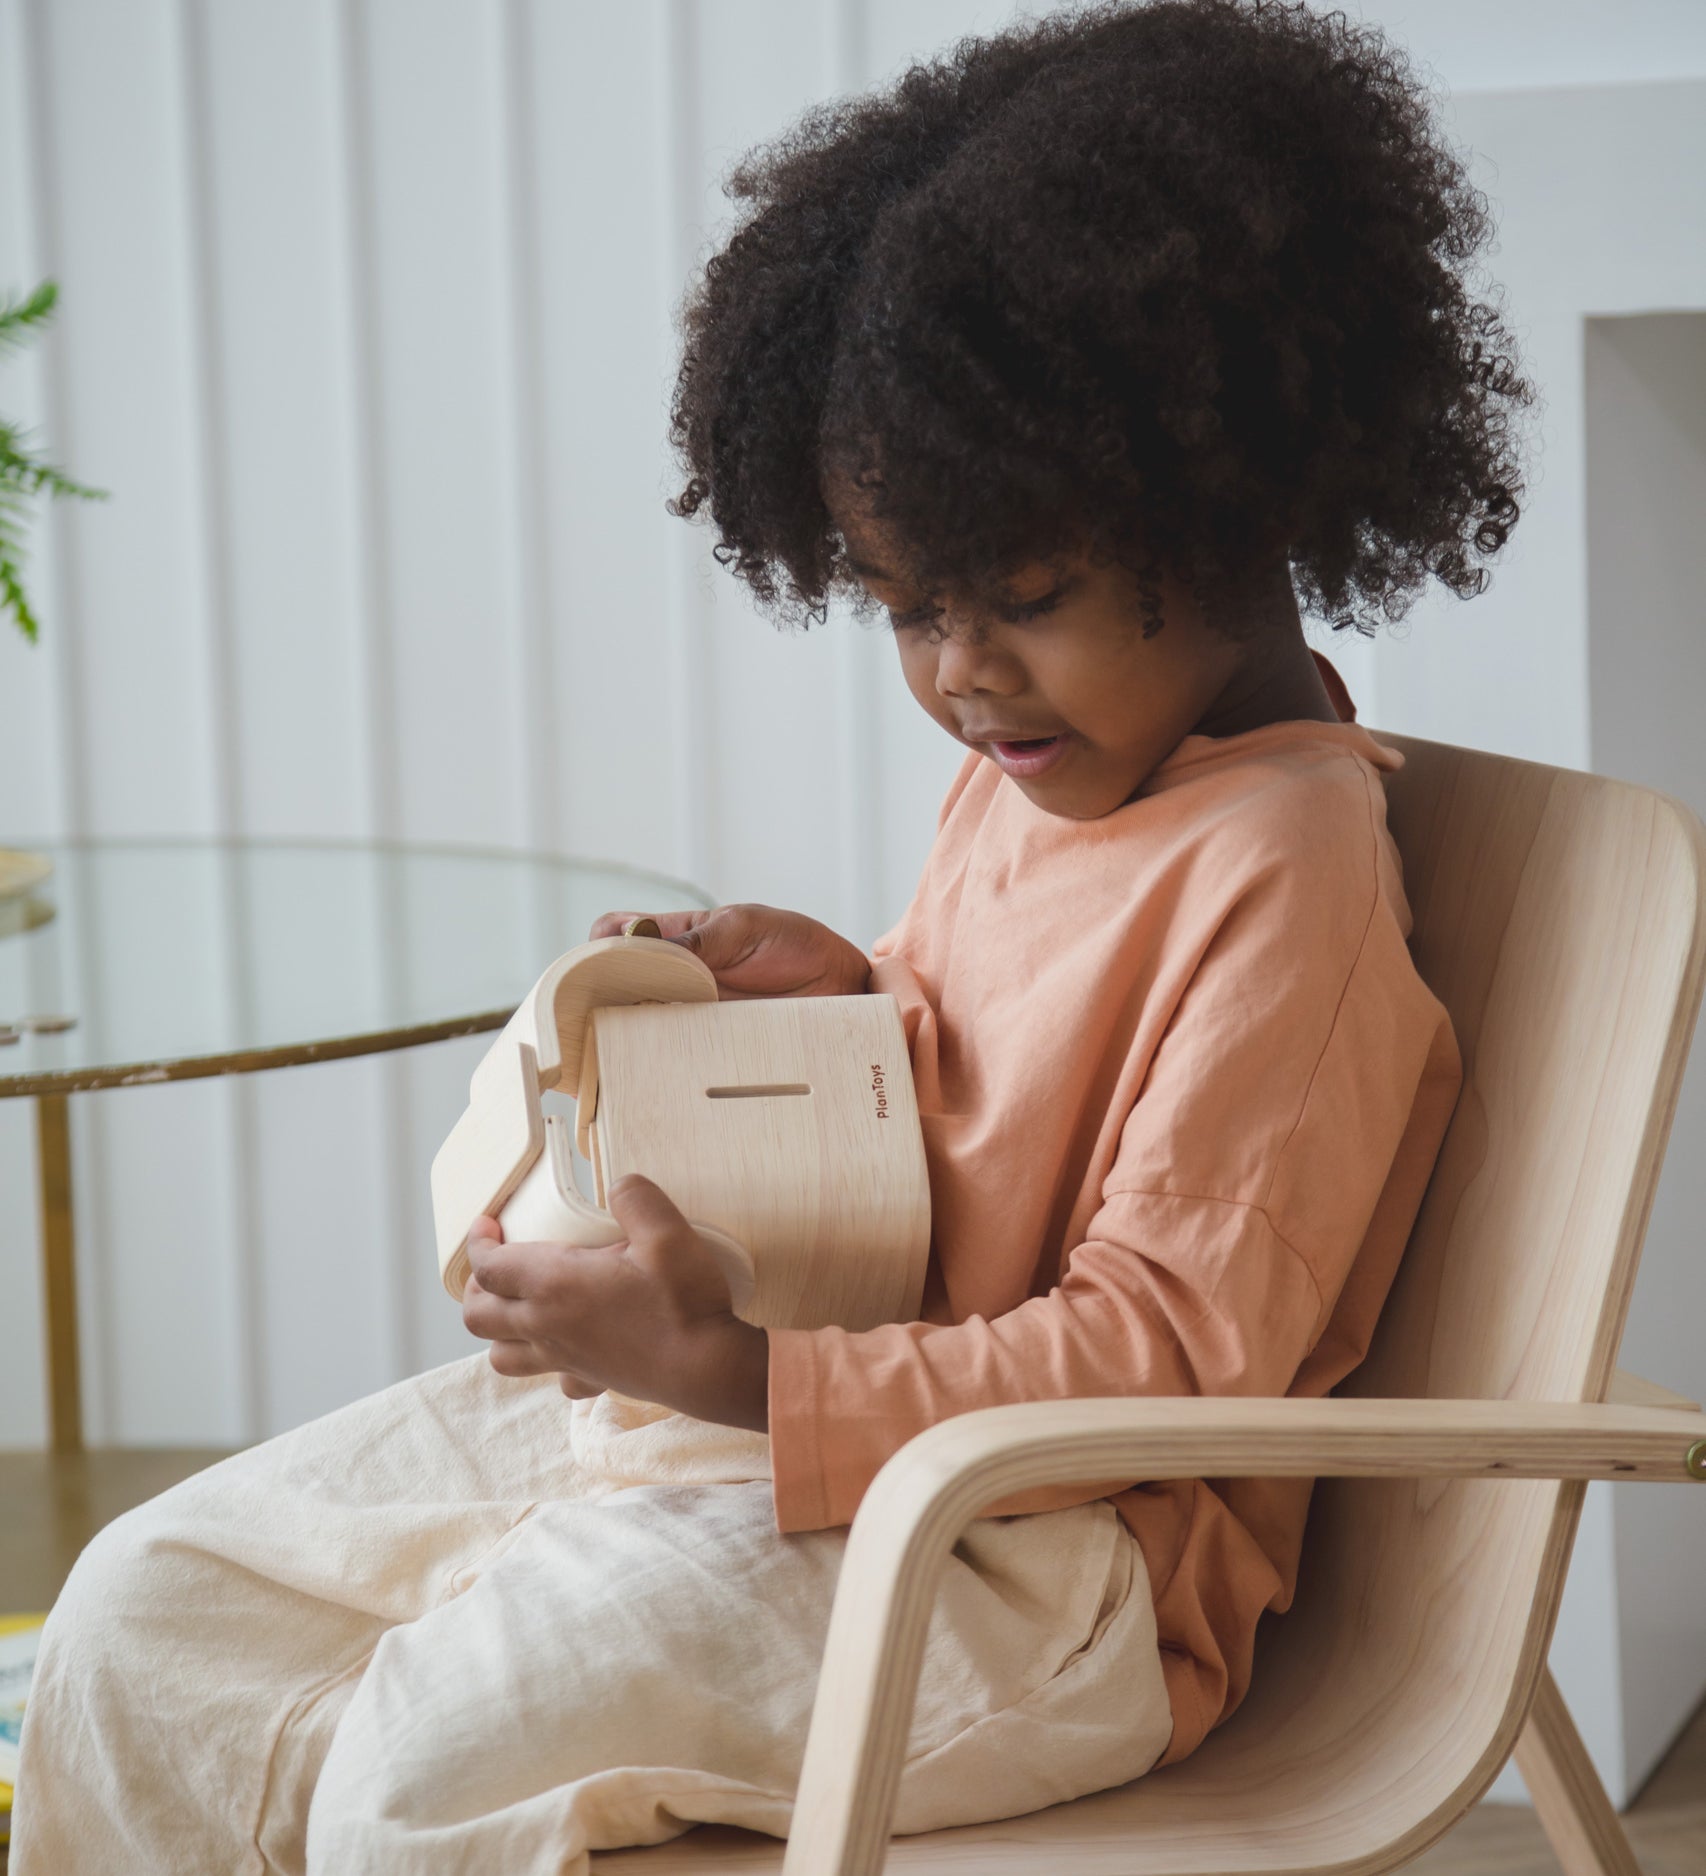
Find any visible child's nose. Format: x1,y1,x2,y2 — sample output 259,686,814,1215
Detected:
933,622,1024,697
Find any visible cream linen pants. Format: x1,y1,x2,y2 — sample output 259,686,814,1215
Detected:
11,1352,1173,1875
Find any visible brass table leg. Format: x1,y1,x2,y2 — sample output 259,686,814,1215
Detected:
36,1092,82,1453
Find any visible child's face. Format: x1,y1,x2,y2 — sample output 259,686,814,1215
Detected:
833,510,1257,820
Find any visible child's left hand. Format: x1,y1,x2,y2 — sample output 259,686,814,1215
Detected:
459,1174,769,1432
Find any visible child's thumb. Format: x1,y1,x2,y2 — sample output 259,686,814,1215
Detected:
606,1175,742,1309
605,1172,691,1244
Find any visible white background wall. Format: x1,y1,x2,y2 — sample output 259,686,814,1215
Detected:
1583,312,1706,1796
1,0,1702,1808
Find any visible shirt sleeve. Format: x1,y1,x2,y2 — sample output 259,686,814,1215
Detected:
766,816,1461,1533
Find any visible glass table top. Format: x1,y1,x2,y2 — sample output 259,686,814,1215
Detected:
0,837,712,1096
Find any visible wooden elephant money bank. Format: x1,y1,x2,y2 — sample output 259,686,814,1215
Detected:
430,922,932,1334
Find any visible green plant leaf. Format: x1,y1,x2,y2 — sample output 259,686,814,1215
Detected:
1,279,106,641
0,558,39,643
0,279,59,353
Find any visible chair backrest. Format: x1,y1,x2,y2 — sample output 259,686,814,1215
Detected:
976,733,1706,1875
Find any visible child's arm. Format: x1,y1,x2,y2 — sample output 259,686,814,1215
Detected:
762,855,1465,1532
464,852,1459,1480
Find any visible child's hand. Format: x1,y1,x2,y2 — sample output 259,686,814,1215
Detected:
460,1174,769,1431
588,903,870,1000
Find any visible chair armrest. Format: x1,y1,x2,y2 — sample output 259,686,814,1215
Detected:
781,1395,1706,1876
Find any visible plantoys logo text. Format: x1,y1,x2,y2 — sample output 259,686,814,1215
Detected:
871,1063,890,1120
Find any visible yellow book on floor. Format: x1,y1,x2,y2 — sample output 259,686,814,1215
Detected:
0,1613,49,1847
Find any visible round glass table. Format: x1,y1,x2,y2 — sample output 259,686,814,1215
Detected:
0,836,712,1452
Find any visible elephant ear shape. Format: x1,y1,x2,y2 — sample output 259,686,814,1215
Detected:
431,934,719,1300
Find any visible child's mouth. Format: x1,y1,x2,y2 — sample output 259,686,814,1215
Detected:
988,734,1069,778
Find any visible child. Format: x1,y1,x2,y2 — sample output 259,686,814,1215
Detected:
11,1,1529,1869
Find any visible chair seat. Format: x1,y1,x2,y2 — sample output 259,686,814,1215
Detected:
593,1477,1542,1874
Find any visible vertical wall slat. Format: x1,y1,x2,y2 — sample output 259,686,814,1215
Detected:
178,0,266,1443
525,0,681,888
334,0,400,854
662,0,714,892
22,1,110,1443
497,0,556,857
2,0,63,1447
332,0,414,1383
18,0,87,844
496,0,560,985
0,0,69,844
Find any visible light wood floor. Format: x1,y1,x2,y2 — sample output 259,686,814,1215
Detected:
2,1448,1701,1873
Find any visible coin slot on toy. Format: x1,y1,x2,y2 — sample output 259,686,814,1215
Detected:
704,1083,812,1099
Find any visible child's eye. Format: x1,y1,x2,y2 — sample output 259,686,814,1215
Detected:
886,602,946,634
887,584,1068,635
996,585,1068,623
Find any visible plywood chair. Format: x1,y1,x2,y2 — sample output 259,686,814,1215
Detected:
591,731,1706,1876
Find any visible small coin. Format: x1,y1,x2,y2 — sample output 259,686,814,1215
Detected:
621,917,663,940
19,1013,77,1034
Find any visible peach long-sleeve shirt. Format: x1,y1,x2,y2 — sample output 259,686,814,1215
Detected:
764,648,1463,1767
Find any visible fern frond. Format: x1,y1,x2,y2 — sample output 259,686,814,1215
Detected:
8,452,107,503
0,414,108,501
0,484,40,643
0,557,39,642
1,278,104,640
0,489,29,545
0,279,59,353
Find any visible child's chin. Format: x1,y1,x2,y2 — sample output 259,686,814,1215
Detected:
1019,766,1142,820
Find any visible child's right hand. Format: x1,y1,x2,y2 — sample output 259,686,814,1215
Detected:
587,903,871,1001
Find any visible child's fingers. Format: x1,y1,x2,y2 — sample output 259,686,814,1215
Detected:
461,1273,524,1341
462,1263,557,1342
652,905,762,973
587,908,707,942
468,1213,504,1246
598,904,770,989
484,1337,549,1378
464,1232,527,1297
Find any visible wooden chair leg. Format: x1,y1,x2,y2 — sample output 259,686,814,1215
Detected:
1512,1668,1642,1876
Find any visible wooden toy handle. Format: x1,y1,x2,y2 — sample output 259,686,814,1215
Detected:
431,933,721,1299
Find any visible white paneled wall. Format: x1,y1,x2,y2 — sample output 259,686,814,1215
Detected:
1584,312,1706,1794
0,0,992,1454
2,0,1705,1805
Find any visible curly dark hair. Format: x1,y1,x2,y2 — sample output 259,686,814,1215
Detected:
664,0,1536,641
